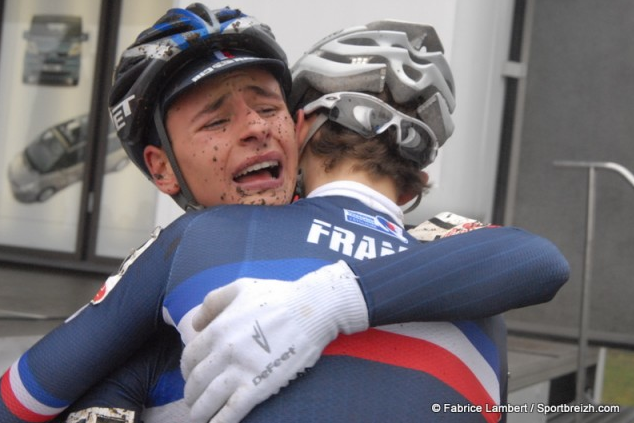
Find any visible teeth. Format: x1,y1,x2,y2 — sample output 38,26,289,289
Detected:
236,160,279,177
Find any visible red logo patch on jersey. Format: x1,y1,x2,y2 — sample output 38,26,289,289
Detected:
91,274,121,305
90,227,162,305
92,283,108,303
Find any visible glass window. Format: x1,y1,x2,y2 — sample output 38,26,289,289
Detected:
94,0,173,258
0,0,98,252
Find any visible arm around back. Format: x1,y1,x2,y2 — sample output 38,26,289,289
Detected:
348,226,570,326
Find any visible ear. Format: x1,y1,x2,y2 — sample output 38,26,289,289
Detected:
294,109,312,154
397,171,429,206
143,145,181,195
420,170,430,186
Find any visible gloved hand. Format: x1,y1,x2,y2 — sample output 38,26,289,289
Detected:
181,260,369,423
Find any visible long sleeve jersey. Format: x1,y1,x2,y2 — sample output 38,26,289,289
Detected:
1,182,569,422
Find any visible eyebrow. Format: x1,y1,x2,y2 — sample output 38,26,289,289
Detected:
244,84,283,100
190,93,229,124
190,84,284,123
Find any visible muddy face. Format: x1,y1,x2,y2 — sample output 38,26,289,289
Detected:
165,67,299,207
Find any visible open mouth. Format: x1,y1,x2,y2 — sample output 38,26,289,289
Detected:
233,160,281,184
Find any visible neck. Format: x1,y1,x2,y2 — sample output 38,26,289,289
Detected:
303,158,399,203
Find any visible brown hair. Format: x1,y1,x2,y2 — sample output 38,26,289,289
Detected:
301,88,429,199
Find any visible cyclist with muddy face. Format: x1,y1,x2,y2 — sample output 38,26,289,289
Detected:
0,5,568,423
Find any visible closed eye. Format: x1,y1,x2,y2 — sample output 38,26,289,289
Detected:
203,118,229,130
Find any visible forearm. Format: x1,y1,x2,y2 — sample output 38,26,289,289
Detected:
0,301,154,422
348,227,570,325
0,225,181,422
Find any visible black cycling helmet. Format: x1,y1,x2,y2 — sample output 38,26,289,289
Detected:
108,3,291,210
290,20,455,169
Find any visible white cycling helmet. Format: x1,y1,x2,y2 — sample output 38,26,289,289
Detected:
290,20,455,168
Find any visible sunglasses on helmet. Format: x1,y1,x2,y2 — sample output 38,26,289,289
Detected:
302,91,438,168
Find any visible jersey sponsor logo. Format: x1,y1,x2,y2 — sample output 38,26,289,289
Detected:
344,209,408,243
91,275,120,305
307,218,407,260
92,227,161,305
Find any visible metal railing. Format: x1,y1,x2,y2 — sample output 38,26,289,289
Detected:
553,161,634,422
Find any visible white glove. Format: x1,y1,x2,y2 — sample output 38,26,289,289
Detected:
181,260,369,423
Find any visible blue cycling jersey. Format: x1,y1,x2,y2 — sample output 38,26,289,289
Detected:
1,182,569,422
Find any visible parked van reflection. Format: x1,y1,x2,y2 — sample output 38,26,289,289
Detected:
8,115,129,203
23,15,88,86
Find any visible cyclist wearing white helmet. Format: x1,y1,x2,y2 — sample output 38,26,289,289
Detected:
0,6,569,423
180,20,505,423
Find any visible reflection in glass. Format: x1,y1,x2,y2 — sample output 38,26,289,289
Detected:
23,15,89,86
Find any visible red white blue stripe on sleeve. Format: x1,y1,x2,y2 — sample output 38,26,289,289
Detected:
1,355,69,422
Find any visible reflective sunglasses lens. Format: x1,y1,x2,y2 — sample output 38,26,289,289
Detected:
368,107,395,134
400,121,425,148
399,121,437,164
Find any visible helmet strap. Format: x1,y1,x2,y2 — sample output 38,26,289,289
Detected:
153,107,203,211
402,193,422,214
299,112,329,160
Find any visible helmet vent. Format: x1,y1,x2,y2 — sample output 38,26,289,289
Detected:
320,51,353,64
289,19,455,156
340,37,379,47
402,64,422,82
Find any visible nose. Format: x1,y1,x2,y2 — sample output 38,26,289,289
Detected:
239,107,271,144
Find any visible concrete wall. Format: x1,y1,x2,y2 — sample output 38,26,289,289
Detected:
503,0,634,346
